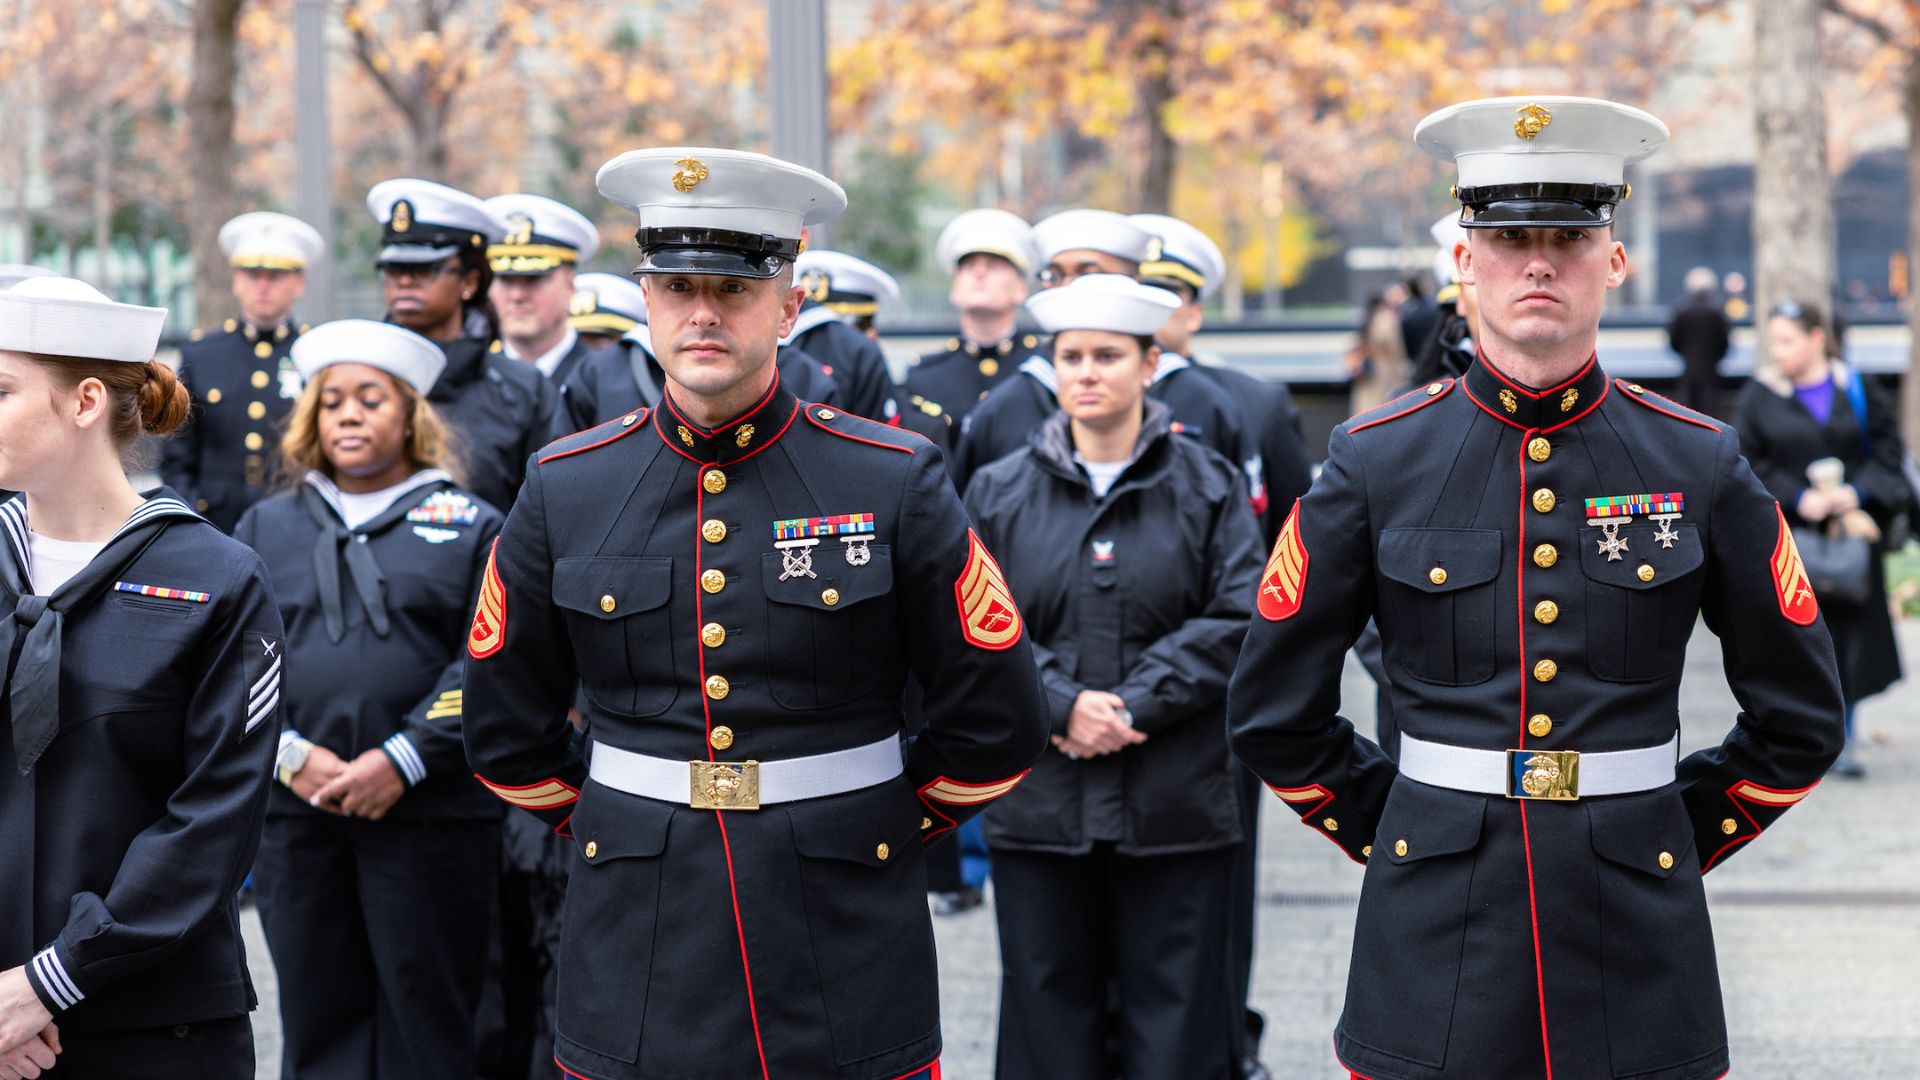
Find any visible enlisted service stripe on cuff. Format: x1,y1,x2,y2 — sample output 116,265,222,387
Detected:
1270,784,1334,804
477,775,580,810
32,947,81,1011
919,771,1028,805
383,734,428,786
1732,781,1816,806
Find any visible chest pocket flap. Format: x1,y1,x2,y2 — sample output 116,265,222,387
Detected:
1577,522,1704,590
761,545,893,612
1378,528,1503,593
553,556,673,620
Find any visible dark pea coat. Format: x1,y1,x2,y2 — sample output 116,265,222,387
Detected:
1227,357,1845,1080
163,319,305,531
902,332,1045,425
462,372,1047,1080
427,336,558,515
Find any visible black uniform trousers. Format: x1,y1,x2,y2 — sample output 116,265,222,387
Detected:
43,1017,254,1079
254,813,500,1080
992,843,1239,1080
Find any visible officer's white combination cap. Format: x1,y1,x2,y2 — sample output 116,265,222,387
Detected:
220,212,324,271
596,147,847,280
484,193,600,275
291,319,448,395
570,272,649,334
367,178,507,265
1026,273,1181,337
1415,96,1668,228
1031,209,1157,266
1130,213,1226,300
935,208,1035,274
0,276,166,363
796,250,900,313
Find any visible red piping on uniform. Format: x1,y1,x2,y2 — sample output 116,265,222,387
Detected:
662,371,780,440
1542,376,1608,433
1701,778,1820,872
1333,1038,1377,1079
731,399,803,466
887,1058,942,1080
1464,384,1527,429
1516,437,1554,1080
539,410,649,464
693,478,772,1080
1479,352,1595,398
556,1056,594,1079
1615,380,1723,432
1347,379,1454,433
806,408,918,454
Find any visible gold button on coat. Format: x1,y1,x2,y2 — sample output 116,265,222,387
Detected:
621,413,638,427
1394,839,1409,857
702,519,727,543
876,843,890,861
251,370,270,389
1532,544,1558,569
1425,382,1444,396
922,817,933,830
584,841,598,859
817,409,836,420
254,342,273,358
599,594,616,613
701,622,726,648
821,588,840,606
244,433,264,451
1532,659,1558,682
1533,600,1559,624
247,401,267,419
1322,818,1338,832
705,675,730,700
1361,845,1373,857
1532,488,1556,513
979,359,999,377
702,469,727,494
1528,714,1553,738
1637,563,1656,582
1527,437,1552,462
700,569,726,594
206,388,223,404
1428,567,1448,586
1721,818,1738,835
1658,851,1675,870
710,726,734,751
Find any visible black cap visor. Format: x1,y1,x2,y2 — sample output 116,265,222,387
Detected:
1456,182,1625,230
631,227,801,281
377,242,462,265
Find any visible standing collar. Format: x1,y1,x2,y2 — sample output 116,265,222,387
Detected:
655,371,803,466
1461,351,1610,431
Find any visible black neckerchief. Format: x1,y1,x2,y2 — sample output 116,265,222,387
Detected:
297,471,453,644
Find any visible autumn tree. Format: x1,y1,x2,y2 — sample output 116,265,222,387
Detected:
188,0,248,328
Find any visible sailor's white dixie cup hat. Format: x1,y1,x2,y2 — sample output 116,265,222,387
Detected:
595,148,847,281
0,277,167,362
1026,273,1182,337
220,212,325,272
292,319,448,396
1031,209,1158,267
1415,96,1669,229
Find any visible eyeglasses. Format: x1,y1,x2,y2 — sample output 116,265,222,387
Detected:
379,261,460,283
1769,300,1806,321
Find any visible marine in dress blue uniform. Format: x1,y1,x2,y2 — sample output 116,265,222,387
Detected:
368,180,559,515
0,278,284,1079
163,212,323,531
1226,97,1846,1080
463,147,1047,1080
236,321,505,1079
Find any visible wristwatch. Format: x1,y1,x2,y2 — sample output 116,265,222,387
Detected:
276,738,314,787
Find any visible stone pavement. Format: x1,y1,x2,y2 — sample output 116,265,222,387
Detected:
245,619,1920,1078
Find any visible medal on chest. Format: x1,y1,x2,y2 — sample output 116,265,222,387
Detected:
1583,492,1684,562
772,512,877,579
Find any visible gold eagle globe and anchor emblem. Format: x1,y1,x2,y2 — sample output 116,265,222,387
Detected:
672,157,710,193
1514,103,1553,141
503,215,535,247
1499,388,1519,414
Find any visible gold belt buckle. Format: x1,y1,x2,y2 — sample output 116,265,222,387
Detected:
1507,748,1581,800
690,760,761,810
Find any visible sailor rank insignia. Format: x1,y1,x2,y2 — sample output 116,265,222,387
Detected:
468,539,508,659
1771,504,1818,626
407,491,479,526
1257,502,1308,622
956,529,1022,650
